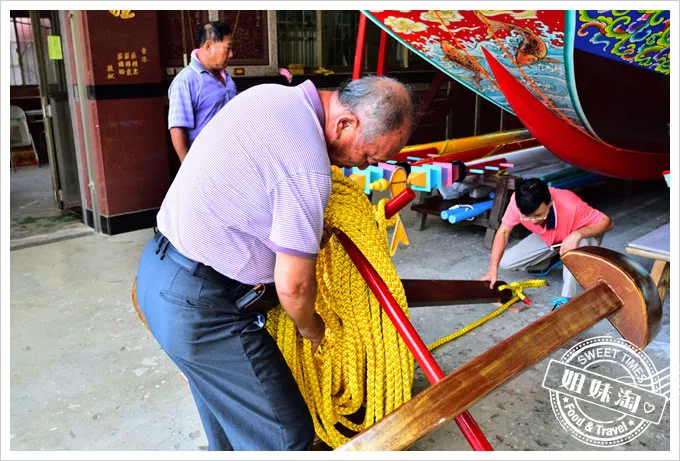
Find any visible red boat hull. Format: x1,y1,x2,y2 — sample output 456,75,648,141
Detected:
482,48,669,181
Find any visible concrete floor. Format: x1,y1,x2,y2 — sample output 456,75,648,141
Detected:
10,165,56,217
9,178,671,451
10,165,84,242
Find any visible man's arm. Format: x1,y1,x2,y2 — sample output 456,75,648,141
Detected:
274,251,325,352
480,224,513,289
167,77,194,163
170,127,190,163
560,214,613,255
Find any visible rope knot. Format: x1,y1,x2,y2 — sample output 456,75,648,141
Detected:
497,279,548,304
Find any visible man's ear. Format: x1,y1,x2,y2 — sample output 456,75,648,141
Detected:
334,113,358,139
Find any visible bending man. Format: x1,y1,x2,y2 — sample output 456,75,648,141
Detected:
136,76,415,450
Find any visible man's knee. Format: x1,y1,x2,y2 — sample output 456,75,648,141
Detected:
499,254,521,271
499,257,511,271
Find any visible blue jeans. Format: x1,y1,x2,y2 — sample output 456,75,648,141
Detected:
135,232,314,450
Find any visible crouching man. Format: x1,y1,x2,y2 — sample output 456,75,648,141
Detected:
480,178,613,310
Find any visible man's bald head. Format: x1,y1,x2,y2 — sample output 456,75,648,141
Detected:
336,76,416,142
323,76,416,169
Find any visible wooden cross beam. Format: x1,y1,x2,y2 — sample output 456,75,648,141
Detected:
337,246,662,451
402,279,513,307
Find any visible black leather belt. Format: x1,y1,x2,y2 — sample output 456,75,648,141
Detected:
153,231,279,314
154,231,241,290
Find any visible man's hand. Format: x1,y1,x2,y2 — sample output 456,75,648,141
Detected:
479,268,498,289
299,312,326,354
560,230,583,255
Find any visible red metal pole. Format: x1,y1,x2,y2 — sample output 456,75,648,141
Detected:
419,70,447,118
353,14,368,80
384,188,416,219
333,191,493,451
376,29,390,76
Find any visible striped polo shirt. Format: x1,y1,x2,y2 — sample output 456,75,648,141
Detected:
167,49,237,146
156,80,332,285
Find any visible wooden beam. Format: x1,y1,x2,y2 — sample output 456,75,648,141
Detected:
402,279,513,307
625,246,671,263
339,246,661,451
337,282,622,451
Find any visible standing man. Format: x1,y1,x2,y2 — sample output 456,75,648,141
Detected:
480,178,613,309
168,21,236,162
136,76,415,450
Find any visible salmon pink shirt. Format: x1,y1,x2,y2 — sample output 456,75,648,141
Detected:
502,187,605,247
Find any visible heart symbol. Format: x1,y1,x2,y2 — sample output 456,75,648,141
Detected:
643,402,655,413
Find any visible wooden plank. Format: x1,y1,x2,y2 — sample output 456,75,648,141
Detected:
481,175,520,190
337,282,622,451
410,203,449,217
625,246,670,263
627,223,670,257
410,193,454,217
473,217,498,229
402,279,513,307
412,190,435,230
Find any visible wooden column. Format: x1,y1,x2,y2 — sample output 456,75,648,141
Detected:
69,10,169,234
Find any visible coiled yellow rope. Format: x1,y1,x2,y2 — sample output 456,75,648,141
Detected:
265,168,547,447
129,169,548,448
427,280,548,351
266,168,414,448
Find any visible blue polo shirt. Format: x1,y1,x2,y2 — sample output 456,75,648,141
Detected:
167,49,237,146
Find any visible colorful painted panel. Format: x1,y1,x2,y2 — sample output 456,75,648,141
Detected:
574,10,670,75
364,10,586,129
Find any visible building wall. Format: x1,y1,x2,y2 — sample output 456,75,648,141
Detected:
61,9,525,235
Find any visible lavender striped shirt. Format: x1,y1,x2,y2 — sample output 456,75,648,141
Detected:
156,80,331,284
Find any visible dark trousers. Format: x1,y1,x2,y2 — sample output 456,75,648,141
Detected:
135,232,314,450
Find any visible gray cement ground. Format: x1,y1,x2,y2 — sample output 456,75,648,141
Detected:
9,178,671,452
10,165,87,244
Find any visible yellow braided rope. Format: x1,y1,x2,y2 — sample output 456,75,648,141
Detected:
266,168,414,448
428,280,548,351
265,167,547,446
126,169,548,447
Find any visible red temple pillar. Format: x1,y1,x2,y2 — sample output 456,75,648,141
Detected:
64,10,169,235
